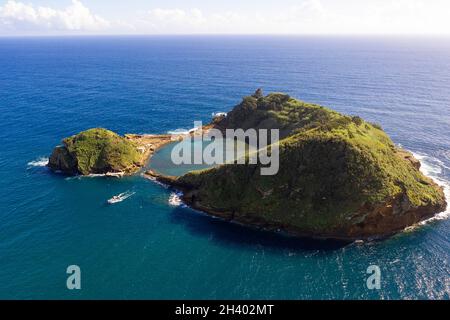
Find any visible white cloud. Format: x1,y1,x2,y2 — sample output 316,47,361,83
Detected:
137,1,332,34
362,0,450,34
148,8,204,25
122,2,319,36
142,8,206,33
0,0,110,34
137,0,450,35
1,0,450,35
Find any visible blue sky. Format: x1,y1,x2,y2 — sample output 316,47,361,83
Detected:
1,0,450,35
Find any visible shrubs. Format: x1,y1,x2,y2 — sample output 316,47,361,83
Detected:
257,93,290,111
351,116,363,126
52,128,142,175
175,92,446,238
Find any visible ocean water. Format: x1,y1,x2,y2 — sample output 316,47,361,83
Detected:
0,36,449,299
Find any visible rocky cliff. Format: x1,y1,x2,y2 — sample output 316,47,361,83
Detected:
149,90,447,240
48,128,144,175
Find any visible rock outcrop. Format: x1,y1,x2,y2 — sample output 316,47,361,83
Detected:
48,128,145,175
149,90,447,240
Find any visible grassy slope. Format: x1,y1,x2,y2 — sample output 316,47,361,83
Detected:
178,94,443,233
63,128,141,175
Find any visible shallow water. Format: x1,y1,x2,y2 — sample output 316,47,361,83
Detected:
148,137,248,176
0,36,449,299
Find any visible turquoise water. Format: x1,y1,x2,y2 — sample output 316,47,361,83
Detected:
0,36,449,299
148,138,247,176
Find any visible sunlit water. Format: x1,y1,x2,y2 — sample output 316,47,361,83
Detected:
0,36,449,299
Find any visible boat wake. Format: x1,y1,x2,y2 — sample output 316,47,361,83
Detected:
27,157,49,168
107,191,135,204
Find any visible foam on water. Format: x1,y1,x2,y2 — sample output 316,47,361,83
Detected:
144,176,186,207
27,157,49,167
168,192,183,206
167,126,198,135
142,174,169,188
107,191,135,204
65,173,124,180
82,173,109,178
65,174,104,180
412,152,450,223
4,36,450,299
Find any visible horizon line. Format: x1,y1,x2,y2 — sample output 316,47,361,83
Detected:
1,33,450,38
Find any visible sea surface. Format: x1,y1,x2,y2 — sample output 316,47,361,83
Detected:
0,36,449,299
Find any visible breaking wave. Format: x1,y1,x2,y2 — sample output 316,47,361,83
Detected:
142,174,169,188
168,192,183,206
27,157,49,167
167,126,199,135
412,152,450,224
65,173,123,180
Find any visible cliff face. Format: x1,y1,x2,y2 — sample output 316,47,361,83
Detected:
157,91,447,240
48,145,78,175
48,128,143,175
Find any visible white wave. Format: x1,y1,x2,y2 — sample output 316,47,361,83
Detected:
27,157,49,167
65,172,124,180
168,191,183,206
212,112,227,117
142,174,169,188
86,173,107,178
141,174,185,207
411,152,450,224
167,126,199,135
167,129,189,135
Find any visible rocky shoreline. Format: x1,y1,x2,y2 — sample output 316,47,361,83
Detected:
48,91,447,241
142,92,447,241
143,119,446,241
144,152,447,241
47,126,213,176
48,130,176,176
125,133,174,169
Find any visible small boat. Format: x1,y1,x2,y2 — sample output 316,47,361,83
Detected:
107,191,135,204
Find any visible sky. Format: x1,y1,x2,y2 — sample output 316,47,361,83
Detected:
0,0,450,36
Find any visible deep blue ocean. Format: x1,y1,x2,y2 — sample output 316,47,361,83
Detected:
0,36,449,299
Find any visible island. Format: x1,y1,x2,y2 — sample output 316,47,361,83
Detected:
48,128,174,176
48,90,447,240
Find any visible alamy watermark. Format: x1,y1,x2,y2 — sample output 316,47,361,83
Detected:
366,265,381,290
66,265,81,290
170,121,280,175
64,264,380,292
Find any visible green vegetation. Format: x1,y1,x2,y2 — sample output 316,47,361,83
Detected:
176,91,446,239
48,128,142,175
47,91,446,239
